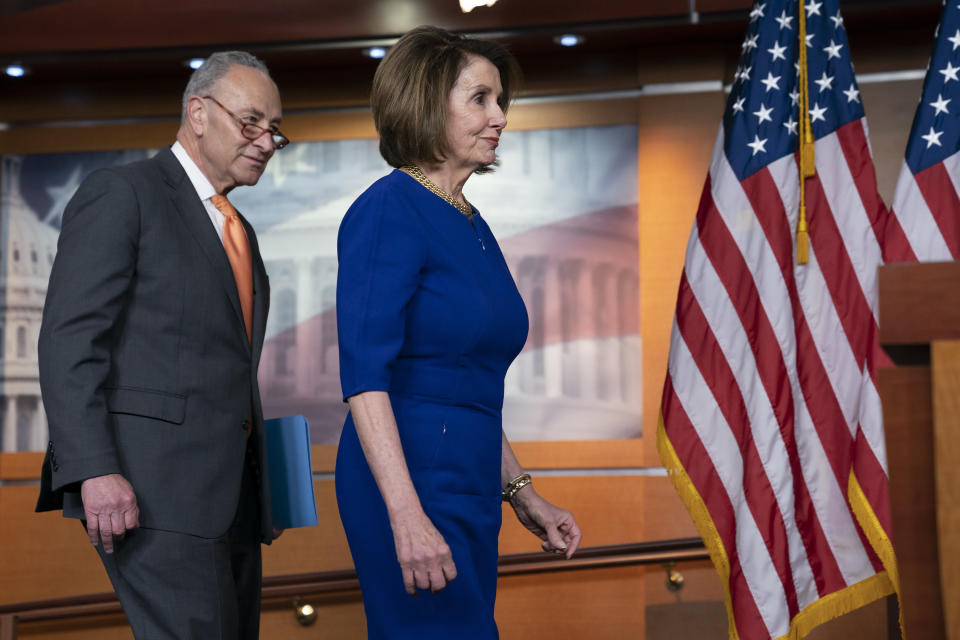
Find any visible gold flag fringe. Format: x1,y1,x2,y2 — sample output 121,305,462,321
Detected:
848,471,906,638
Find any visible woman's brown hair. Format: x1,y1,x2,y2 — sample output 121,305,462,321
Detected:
371,25,520,170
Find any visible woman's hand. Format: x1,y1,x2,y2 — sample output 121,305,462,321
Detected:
347,392,458,595
509,486,582,559
390,507,458,595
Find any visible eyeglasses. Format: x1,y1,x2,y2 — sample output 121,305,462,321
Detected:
202,95,290,150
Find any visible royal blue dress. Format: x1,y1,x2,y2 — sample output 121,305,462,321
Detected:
335,169,529,639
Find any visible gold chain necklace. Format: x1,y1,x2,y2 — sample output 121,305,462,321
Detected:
401,166,473,218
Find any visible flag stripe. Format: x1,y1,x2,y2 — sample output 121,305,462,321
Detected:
848,482,886,574
854,371,888,573
811,130,881,327
741,160,874,590
914,159,960,258
792,189,875,435
668,307,788,637
944,151,960,207
780,246,882,583
890,162,954,261
881,203,918,263
856,365,888,476
853,427,893,535
662,376,771,640
835,119,888,248
674,264,798,625
816,128,883,325
701,163,831,606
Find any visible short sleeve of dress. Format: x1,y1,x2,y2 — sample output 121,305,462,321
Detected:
336,183,426,401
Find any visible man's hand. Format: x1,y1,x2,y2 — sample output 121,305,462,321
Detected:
80,473,139,554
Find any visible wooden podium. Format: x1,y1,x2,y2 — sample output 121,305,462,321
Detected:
879,261,960,640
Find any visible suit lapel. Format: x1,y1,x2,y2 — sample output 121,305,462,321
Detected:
245,215,270,364
156,149,249,349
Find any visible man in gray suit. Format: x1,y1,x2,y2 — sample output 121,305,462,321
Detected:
36,51,287,639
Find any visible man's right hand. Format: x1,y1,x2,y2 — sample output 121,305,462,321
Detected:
80,473,140,554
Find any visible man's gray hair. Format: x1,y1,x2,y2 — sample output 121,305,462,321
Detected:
181,51,270,121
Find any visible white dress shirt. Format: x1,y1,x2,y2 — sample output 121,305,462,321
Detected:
171,141,226,241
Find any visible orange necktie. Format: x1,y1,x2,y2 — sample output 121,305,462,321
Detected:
211,194,253,343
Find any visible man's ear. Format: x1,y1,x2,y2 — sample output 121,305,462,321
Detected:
185,95,207,137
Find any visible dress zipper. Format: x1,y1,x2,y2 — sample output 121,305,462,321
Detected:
470,218,486,252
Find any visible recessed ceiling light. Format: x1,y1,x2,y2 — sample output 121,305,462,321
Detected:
188,58,205,70
460,0,497,12
365,47,387,59
556,34,583,47
4,64,26,77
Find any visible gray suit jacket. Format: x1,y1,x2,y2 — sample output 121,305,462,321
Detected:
36,147,274,542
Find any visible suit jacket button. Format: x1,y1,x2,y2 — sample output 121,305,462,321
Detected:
241,419,251,432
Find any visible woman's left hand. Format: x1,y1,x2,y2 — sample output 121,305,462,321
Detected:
509,486,582,559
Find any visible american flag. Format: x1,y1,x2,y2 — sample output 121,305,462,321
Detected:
887,0,960,261
658,1,900,638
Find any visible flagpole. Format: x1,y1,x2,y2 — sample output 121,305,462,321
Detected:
797,0,814,265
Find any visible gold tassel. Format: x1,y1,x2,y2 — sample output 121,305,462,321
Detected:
796,0,815,264
797,204,809,264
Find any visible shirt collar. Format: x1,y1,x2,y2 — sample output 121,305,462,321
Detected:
171,141,217,201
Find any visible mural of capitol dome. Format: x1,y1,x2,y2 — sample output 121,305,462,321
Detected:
1,124,640,451
1,155,59,452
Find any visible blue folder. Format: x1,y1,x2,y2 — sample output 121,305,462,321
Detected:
264,415,318,529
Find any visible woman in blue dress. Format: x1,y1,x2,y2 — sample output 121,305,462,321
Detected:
335,25,583,639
